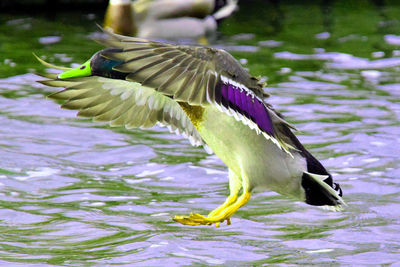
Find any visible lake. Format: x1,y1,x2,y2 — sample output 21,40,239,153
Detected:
0,1,399,265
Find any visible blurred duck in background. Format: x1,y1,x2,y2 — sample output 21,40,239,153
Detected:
104,0,238,41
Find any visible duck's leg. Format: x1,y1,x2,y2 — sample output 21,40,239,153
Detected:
206,170,242,226
173,170,251,227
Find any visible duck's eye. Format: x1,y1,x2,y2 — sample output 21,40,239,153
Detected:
80,65,86,70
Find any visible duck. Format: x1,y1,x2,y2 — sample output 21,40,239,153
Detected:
104,0,238,40
36,29,345,227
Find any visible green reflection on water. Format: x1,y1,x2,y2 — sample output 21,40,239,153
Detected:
0,15,102,78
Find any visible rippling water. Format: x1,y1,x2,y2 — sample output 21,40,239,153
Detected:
1,2,400,265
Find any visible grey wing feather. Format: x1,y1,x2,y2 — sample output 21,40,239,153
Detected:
40,76,207,148
98,30,269,115
39,30,294,154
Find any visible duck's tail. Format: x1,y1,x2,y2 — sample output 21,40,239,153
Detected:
302,171,346,210
212,0,238,22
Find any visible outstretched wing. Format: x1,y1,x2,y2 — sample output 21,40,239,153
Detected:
99,31,265,105
38,73,208,149
98,31,294,152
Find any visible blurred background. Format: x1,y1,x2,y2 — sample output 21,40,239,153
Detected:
0,0,399,266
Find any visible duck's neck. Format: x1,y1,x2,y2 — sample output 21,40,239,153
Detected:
91,49,127,80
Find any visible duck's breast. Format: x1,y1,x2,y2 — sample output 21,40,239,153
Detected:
197,106,306,199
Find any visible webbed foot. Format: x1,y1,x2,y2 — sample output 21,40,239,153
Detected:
173,191,250,227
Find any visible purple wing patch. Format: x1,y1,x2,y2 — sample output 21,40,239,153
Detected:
216,78,275,136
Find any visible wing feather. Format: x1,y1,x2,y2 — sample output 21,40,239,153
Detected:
40,30,295,153
39,76,207,148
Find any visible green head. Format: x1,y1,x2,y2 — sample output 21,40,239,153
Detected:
57,48,126,80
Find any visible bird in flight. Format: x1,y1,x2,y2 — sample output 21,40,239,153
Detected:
37,30,345,227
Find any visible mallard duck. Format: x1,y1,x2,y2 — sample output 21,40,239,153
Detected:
104,0,238,39
37,30,345,227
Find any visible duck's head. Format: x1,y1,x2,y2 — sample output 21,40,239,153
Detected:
58,48,126,80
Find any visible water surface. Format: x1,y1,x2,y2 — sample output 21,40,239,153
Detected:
0,2,399,265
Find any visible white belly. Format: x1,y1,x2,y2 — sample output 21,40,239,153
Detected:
197,107,307,199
